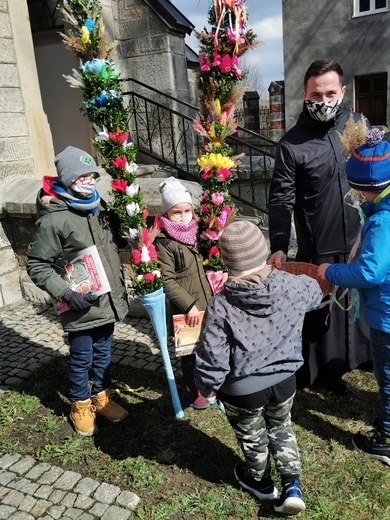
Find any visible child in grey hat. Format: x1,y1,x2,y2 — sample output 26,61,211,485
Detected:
194,220,322,515
27,146,129,436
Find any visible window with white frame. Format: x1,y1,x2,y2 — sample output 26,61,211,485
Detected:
354,0,389,16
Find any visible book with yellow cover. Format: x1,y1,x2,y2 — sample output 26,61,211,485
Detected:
173,311,205,357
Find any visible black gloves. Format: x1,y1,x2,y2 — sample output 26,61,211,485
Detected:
61,289,99,311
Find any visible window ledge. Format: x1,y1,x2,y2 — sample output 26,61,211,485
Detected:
353,8,389,18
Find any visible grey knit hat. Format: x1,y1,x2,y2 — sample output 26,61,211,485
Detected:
220,221,268,271
55,146,101,188
159,176,193,213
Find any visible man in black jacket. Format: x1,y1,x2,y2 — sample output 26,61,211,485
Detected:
268,60,371,395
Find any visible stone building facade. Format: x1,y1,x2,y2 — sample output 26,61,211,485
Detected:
282,0,389,130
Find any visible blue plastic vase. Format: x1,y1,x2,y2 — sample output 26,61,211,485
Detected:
138,288,184,419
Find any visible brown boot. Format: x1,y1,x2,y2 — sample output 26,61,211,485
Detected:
91,389,128,423
70,399,98,436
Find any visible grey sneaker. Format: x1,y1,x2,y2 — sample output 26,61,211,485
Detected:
234,462,278,500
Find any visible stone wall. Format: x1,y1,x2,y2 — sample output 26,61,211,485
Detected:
0,0,56,306
0,0,54,181
0,0,34,183
109,0,190,102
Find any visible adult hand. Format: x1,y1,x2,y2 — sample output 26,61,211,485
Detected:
61,289,99,311
185,305,200,327
317,263,331,282
267,250,287,269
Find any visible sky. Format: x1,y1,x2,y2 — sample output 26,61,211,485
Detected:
171,0,284,95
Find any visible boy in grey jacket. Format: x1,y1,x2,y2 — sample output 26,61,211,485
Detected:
27,146,129,437
194,221,322,515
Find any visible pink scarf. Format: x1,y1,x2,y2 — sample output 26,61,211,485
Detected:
160,216,198,246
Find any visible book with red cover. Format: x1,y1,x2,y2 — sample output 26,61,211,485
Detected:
54,245,111,313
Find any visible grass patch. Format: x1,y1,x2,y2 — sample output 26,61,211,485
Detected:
0,357,389,519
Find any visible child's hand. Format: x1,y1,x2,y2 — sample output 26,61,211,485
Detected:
317,263,331,281
61,289,98,311
185,305,200,327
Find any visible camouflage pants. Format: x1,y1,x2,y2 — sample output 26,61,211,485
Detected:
223,393,301,480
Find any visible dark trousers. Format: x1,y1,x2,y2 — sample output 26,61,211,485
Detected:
370,328,390,436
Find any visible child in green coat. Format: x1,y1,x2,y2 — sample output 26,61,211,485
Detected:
154,177,214,409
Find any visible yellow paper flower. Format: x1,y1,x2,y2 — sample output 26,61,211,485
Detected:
81,26,91,44
215,99,221,114
209,123,217,140
197,153,234,170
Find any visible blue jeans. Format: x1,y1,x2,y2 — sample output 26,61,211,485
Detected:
370,328,390,436
67,323,114,402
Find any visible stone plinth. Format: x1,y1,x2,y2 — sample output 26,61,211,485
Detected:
0,168,202,312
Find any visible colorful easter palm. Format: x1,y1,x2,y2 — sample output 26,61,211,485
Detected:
194,0,258,291
60,0,162,297
59,0,183,418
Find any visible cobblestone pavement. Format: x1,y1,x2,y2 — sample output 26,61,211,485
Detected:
0,301,180,389
0,301,181,519
0,452,139,519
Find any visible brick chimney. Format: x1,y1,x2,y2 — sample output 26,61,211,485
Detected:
268,81,285,141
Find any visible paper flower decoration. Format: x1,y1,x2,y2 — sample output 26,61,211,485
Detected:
59,0,162,295
193,1,258,277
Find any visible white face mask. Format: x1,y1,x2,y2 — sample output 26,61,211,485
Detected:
169,214,193,224
71,183,97,198
305,97,343,122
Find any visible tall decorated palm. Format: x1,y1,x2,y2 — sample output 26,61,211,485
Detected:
59,0,183,418
193,0,258,293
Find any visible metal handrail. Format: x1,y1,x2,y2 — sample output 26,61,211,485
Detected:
123,78,276,217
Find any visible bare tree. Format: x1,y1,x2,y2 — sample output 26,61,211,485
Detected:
238,56,266,100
